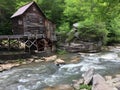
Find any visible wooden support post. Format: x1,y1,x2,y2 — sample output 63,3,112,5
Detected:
43,39,48,51
35,36,38,52
0,40,2,49
8,38,10,51
17,38,20,48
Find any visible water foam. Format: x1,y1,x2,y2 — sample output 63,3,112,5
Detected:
19,79,29,83
100,53,118,60
18,85,29,90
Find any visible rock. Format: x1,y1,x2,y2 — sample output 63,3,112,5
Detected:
77,78,84,84
1,64,12,70
43,84,74,90
34,59,44,63
54,59,65,65
106,77,120,88
65,42,101,53
114,82,120,88
115,74,120,78
0,63,20,70
13,63,20,67
21,62,27,64
83,68,95,85
92,74,117,90
70,56,80,63
0,66,3,71
78,52,85,55
105,75,112,81
26,61,32,64
44,55,57,62
72,79,84,89
107,78,120,84
28,58,34,62
72,83,80,90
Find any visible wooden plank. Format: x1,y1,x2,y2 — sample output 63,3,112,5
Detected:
0,34,47,52
0,35,24,39
0,34,44,40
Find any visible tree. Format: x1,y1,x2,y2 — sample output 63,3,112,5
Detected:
0,0,16,35
0,0,120,44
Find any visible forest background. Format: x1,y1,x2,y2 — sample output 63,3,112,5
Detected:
0,0,120,44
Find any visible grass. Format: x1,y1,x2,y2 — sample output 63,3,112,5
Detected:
56,49,67,55
78,84,92,90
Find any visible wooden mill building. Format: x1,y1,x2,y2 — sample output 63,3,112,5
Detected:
8,1,56,52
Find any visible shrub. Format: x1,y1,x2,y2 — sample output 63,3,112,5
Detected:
77,18,109,45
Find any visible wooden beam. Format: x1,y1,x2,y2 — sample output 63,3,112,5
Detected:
8,38,10,51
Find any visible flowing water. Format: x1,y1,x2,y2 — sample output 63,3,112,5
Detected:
1,47,120,90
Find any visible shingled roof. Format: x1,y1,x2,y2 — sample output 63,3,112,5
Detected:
11,1,45,18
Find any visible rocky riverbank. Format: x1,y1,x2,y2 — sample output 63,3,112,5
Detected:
72,68,120,90
0,54,80,72
0,55,55,72
43,68,120,90
0,45,119,72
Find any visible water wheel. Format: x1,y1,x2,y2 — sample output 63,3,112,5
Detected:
37,39,45,51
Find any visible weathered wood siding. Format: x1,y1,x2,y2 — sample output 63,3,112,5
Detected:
23,4,45,35
12,3,46,36
45,20,56,41
12,16,24,35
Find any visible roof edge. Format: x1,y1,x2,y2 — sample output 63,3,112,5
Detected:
11,1,35,18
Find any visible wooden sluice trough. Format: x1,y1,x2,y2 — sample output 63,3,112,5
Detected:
0,34,45,51
0,35,25,50
0,35,54,60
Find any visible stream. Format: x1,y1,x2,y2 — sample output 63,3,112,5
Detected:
1,47,120,90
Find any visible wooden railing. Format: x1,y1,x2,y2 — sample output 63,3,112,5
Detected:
0,34,45,39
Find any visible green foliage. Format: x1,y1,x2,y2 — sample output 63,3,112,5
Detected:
56,49,67,55
40,0,65,26
79,84,92,90
58,22,70,32
0,0,15,35
77,18,109,44
63,0,120,44
57,22,70,42
0,0,120,44
108,15,120,43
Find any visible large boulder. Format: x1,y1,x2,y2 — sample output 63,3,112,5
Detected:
92,74,118,90
83,68,95,85
65,42,101,53
43,84,74,90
